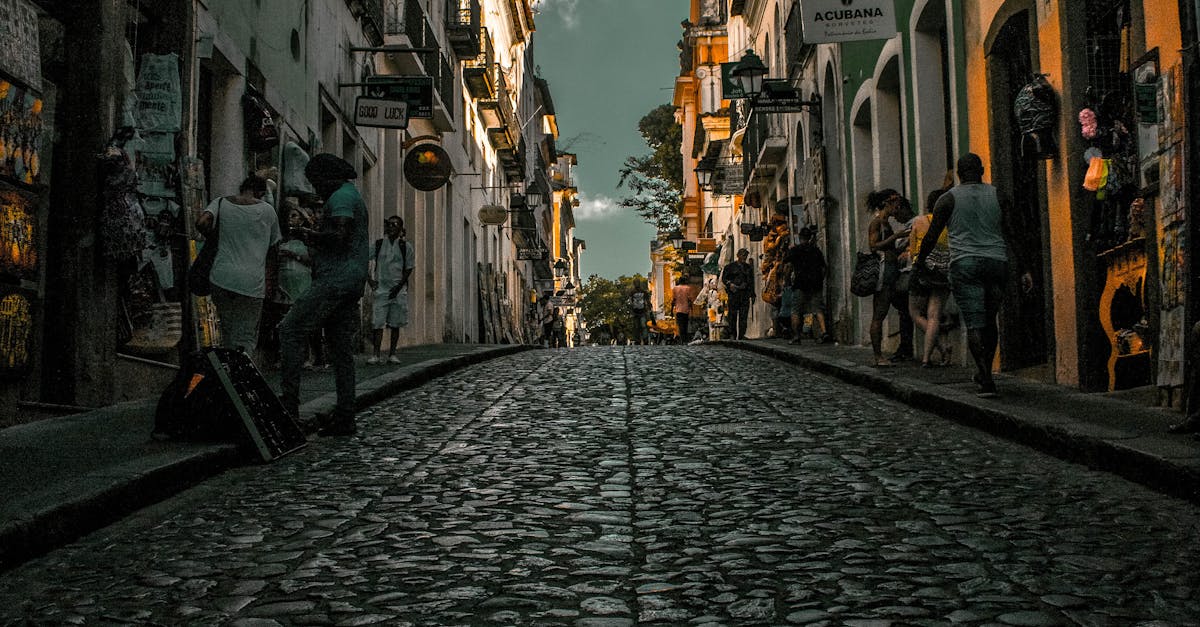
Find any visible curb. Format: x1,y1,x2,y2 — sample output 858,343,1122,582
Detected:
0,444,241,571
721,340,1200,504
0,344,537,572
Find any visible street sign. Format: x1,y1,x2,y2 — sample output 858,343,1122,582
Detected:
799,0,897,44
478,204,508,225
517,248,548,260
365,76,433,119
354,97,409,129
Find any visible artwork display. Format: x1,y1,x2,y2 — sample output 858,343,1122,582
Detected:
0,187,35,280
0,284,31,375
0,0,40,90
0,79,42,186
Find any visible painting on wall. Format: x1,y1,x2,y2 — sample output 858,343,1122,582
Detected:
0,186,35,281
0,284,32,376
0,79,41,186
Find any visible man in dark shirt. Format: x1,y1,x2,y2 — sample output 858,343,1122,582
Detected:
915,153,1032,398
721,248,755,340
784,227,832,344
278,154,370,436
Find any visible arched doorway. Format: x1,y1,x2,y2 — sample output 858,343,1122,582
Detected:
874,56,905,193
911,0,955,202
986,8,1051,372
851,97,874,342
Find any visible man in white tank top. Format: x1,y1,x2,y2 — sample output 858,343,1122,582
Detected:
914,153,1033,398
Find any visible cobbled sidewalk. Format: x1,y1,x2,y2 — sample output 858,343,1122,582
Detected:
0,343,535,571
0,346,1198,625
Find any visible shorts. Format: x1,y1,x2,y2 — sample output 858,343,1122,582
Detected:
949,256,1007,330
791,287,825,315
372,289,409,329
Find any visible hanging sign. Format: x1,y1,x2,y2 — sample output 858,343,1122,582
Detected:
799,0,897,44
720,63,746,100
135,53,182,133
478,204,508,225
404,144,452,191
354,96,409,129
365,76,433,119
517,248,548,260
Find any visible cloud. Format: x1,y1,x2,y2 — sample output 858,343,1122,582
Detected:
534,0,582,28
574,195,623,221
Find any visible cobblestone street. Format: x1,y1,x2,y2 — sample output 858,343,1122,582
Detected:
3,346,1200,625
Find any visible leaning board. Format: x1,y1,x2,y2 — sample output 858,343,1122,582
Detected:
204,348,307,462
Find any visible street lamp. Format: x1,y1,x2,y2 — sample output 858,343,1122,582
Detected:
667,229,684,249
694,156,716,191
553,258,569,278
732,49,768,99
526,187,543,208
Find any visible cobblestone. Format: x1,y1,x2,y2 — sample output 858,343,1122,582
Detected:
1,346,1200,624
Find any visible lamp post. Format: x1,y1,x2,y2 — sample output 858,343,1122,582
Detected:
668,229,684,250
694,156,716,191
731,49,768,99
525,187,542,208
553,258,569,278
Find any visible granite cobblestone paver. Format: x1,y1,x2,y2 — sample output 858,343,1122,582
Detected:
2,345,1200,624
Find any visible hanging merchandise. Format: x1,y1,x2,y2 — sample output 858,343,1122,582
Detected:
97,142,148,262
243,92,280,151
1013,74,1058,159
135,54,182,133
1083,157,1110,193
1078,108,1100,139
281,141,315,196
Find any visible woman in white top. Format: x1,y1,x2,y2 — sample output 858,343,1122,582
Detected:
196,175,282,360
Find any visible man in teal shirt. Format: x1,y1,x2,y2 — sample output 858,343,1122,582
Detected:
278,154,369,435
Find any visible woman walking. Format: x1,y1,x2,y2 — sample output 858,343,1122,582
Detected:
865,189,910,367
909,187,954,367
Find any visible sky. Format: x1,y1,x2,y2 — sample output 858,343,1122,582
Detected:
531,0,688,281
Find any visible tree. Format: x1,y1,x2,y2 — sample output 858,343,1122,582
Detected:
578,273,647,343
617,103,683,233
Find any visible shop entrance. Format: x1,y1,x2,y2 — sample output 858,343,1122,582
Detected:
985,9,1052,373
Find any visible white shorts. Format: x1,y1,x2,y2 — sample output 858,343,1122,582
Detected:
372,290,409,329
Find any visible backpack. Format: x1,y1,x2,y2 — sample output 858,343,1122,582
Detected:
630,292,645,310
374,238,408,275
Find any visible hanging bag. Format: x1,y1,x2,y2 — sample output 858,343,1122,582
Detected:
188,199,223,296
850,251,883,297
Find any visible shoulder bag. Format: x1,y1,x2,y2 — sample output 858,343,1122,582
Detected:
188,199,223,296
850,251,882,297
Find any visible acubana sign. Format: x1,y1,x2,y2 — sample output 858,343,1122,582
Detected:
800,0,897,44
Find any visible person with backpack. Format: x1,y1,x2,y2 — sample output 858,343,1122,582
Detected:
367,215,415,364
784,227,832,344
627,279,651,345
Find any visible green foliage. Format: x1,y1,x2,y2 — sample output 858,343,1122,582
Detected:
618,103,683,233
578,273,647,341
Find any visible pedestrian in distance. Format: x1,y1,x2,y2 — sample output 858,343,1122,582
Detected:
548,307,567,348
721,248,755,339
277,153,370,436
865,188,912,367
670,275,698,344
627,279,651,345
784,227,832,345
273,202,325,369
915,153,1033,398
909,180,955,368
889,195,917,362
195,174,282,364
367,215,414,364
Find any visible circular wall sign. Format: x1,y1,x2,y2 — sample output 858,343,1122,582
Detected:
404,144,452,191
478,204,508,225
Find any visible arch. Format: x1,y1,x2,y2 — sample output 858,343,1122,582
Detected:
822,63,851,341
873,53,905,193
909,0,955,208
983,0,1035,58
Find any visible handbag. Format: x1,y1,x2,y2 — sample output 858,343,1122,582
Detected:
188,199,222,296
850,251,882,297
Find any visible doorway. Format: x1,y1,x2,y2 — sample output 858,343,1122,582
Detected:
986,9,1052,372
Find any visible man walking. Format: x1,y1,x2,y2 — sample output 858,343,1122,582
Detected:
368,216,414,364
915,153,1032,398
627,279,651,345
278,154,370,436
784,227,832,344
721,248,755,340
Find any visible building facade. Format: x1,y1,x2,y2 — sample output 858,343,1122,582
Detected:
0,0,577,427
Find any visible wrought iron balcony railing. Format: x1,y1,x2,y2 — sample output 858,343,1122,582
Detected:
446,0,481,57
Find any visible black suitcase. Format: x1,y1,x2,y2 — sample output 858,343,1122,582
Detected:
154,347,307,462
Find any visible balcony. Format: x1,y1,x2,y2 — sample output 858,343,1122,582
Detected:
784,3,813,77
446,0,481,58
463,28,495,100
741,113,788,189
359,0,385,46
480,71,519,151
383,0,455,130
500,137,526,182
